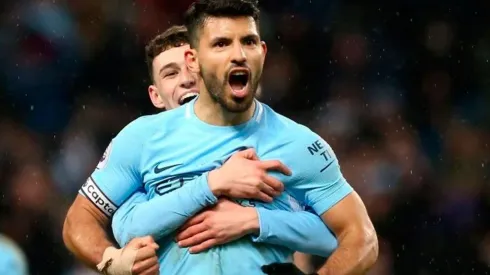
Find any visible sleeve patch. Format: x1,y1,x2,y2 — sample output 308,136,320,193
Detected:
96,141,113,170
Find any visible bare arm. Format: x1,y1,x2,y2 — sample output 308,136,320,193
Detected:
317,192,378,275
63,194,160,275
62,194,114,269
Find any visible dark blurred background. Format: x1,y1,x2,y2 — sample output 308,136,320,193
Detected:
0,0,489,274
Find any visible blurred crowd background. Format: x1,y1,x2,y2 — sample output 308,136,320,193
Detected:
0,0,489,274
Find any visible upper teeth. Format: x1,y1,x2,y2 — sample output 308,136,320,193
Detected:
232,72,247,76
180,92,198,102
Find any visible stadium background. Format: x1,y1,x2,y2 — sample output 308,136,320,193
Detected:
0,0,489,274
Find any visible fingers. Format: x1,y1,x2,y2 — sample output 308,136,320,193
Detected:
235,148,259,160
259,160,292,176
176,223,207,242
178,230,214,248
139,265,160,275
254,190,274,203
179,212,207,231
134,246,159,262
139,236,159,250
189,238,218,254
261,174,284,194
128,236,159,250
132,255,159,274
139,266,160,275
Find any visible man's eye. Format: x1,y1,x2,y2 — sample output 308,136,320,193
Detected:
245,39,257,45
165,72,177,78
215,42,226,48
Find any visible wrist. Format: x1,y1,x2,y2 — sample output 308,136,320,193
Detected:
208,169,225,196
96,246,121,273
242,207,260,235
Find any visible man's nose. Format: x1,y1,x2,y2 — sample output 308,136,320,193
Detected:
179,71,196,88
231,44,247,65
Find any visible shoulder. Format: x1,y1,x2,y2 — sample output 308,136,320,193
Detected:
258,103,337,173
260,102,325,149
116,106,187,142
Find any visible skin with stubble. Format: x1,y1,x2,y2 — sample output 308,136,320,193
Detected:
184,12,378,275
198,17,263,114
186,17,266,126
62,26,280,275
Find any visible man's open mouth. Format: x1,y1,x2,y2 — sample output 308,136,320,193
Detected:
228,69,250,98
179,92,199,105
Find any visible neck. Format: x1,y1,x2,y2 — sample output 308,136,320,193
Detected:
194,84,255,126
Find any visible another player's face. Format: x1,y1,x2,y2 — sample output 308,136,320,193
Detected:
197,16,266,113
149,44,199,110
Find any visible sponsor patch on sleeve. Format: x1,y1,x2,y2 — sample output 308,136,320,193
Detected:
80,177,117,217
96,141,113,170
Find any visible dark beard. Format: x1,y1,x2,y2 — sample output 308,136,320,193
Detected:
200,65,260,113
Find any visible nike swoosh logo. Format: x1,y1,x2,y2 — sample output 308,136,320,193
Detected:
154,163,182,174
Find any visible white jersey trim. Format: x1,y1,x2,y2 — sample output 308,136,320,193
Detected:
80,177,118,217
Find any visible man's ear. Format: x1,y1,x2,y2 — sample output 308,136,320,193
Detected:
261,41,268,57
185,48,200,73
148,85,166,109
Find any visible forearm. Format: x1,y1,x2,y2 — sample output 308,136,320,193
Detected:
317,228,378,275
63,203,115,269
252,208,338,257
114,174,217,245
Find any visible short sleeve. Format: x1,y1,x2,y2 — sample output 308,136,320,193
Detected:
283,127,353,215
79,119,146,217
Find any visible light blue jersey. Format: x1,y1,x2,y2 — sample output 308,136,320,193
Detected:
80,98,353,275
113,190,338,258
0,235,28,275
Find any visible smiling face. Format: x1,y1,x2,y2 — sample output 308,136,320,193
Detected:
146,26,200,110
149,44,199,110
195,16,266,113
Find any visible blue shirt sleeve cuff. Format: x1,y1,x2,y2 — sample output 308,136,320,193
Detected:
311,179,353,215
197,172,218,205
251,207,270,243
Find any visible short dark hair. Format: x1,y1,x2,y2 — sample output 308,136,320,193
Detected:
145,25,189,83
184,0,260,48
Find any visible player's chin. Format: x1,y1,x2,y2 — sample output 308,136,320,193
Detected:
223,90,254,112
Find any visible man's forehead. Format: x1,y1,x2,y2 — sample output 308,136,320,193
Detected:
153,44,190,70
201,16,259,39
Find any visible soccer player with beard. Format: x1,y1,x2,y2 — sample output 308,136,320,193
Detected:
177,1,378,273
64,25,339,275
75,0,378,274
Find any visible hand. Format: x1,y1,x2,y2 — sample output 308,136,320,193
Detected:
126,236,160,275
208,148,292,202
175,199,259,253
261,263,317,275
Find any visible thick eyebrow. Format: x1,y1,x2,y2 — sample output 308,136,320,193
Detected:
241,34,260,43
209,36,232,46
159,62,179,75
